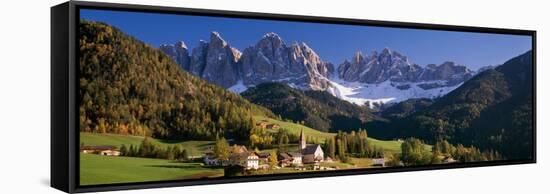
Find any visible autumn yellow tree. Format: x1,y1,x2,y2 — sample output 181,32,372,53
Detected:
268,151,278,168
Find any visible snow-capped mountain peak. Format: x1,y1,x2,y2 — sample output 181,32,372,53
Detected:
161,35,476,108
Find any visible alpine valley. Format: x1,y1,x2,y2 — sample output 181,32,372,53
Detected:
77,19,533,186
158,30,532,160
157,30,533,159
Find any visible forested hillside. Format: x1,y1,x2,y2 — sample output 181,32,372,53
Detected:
241,82,381,132
78,20,274,141
381,98,434,120
369,51,533,159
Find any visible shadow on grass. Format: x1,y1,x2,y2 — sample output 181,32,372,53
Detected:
145,163,223,170
153,139,215,150
154,139,185,144
145,165,202,169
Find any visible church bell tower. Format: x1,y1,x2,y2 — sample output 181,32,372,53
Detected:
299,129,306,149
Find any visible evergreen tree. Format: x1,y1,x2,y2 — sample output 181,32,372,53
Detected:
181,149,189,161
400,138,433,166
326,137,336,158
120,144,128,156
166,146,175,160
173,145,182,161
128,145,135,157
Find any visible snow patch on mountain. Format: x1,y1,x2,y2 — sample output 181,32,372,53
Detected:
325,75,461,108
228,80,248,93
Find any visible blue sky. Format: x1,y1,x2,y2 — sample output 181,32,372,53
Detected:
81,9,532,70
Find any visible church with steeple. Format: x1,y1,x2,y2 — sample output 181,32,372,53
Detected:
300,128,307,149
299,129,325,164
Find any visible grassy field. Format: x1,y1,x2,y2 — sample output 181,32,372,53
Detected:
348,157,374,167
80,132,214,156
255,116,335,141
80,154,223,185
253,116,429,154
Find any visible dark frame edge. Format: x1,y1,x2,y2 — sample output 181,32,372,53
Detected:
51,1,72,193
51,1,536,193
532,30,537,164
51,1,78,193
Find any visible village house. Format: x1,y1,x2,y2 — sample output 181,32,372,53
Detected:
257,152,271,163
265,123,280,130
231,145,248,154
288,152,303,166
372,158,386,167
203,153,224,166
80,145,120,156
278,153,293,167
442,156,456,163
203,144,261,170
255,120,280,130
204,130,328,170
229,151,260,170
255,120,269,129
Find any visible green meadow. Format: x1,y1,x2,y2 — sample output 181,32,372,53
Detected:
80,132,214,156
79,119,430,185
253,116,428,154
80,154,223,185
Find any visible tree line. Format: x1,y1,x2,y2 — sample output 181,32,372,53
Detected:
322,129,384,162
386,138,503,167
118,138,192,161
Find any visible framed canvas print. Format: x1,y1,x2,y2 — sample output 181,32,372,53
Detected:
51,1,536,193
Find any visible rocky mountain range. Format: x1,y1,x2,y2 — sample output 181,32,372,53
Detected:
160,32,487,106
240,32,334,90
160,32,333,90
337,48,474,89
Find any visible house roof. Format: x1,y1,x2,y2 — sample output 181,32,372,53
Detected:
372,158,385,165
231,145,248,153
266,124,279,129
278,153,291,160
229,151,258,162
288,152,302,157
303,145,321,155
257,153,271,158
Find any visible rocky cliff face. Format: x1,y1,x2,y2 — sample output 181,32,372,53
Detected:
337,48,474,87
159,41,190,70
162,32,333,90
163,32,240,88
240,33,333,90
201,32,240,88
189,40,208,76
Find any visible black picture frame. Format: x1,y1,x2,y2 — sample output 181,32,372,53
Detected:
51,1,537,193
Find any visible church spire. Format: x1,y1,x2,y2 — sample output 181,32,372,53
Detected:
300,129,306,149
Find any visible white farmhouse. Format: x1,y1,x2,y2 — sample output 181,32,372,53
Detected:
288,152,303,166
229,151,259,170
